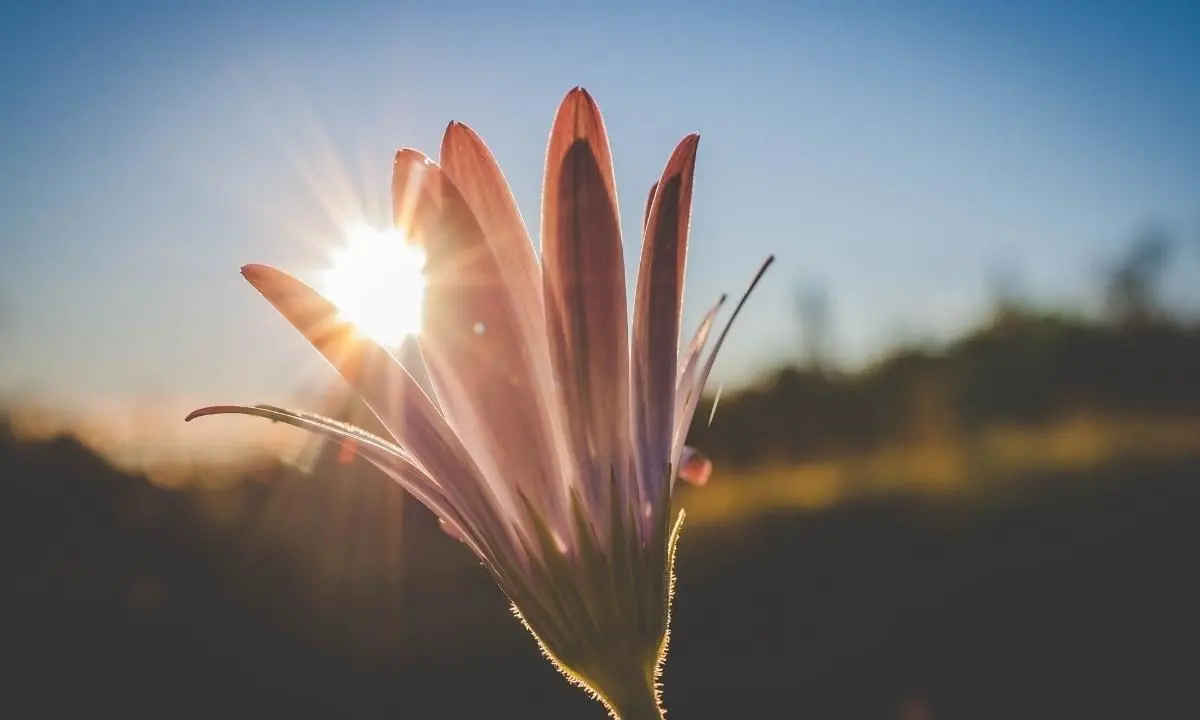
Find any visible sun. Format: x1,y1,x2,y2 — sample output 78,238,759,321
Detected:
320,222,427,347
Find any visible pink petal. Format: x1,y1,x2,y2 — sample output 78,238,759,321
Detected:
632,134,700,515
438,517,467,542
184,404,492,561
439,121,543,324
677,446,713,487
394,148,565,534
237,264,511,547
678,257,776,455
672,295,725,466
540,87,633,519
391,149,444,242
439,121,573,498
643,181,659,231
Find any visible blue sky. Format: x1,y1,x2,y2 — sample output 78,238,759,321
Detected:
2,0,1198,418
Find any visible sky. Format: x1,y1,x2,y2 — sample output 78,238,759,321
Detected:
1,0,1198,442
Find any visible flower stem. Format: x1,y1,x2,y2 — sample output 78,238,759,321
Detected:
603,670,663,720
611,695,663,720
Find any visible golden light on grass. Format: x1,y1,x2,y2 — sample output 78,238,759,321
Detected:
677,415,1200,530
320,222,426,347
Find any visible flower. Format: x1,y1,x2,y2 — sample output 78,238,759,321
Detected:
187,87,771,720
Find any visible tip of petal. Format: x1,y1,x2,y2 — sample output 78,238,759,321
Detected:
440,120,488,164
186,405,255,423
679,449,713,487
674,133,701,157
185,404,294,426
184,406,224,422
443,119,473,137
558,86,600,117
395,147,434,166
239,263,277,293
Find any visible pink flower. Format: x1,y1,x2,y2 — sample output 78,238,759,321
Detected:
188,88,770,719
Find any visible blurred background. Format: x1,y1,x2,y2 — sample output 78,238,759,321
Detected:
2,1,1199,718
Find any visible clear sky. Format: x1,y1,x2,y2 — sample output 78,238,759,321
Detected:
2,0,1198,428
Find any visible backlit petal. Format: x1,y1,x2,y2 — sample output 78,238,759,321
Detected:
643,181,658,231
679,257,775,451
238,264,513,550
632,134,700,520
184,404,490,560
439,121,543,323
439,121,574,516
391,149,444,244
677,446,712,487
672,295,725,467
540,87,632,523
395,149,565,537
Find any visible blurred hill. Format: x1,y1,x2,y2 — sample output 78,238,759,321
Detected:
690,227,1200,471
690,307,1200,469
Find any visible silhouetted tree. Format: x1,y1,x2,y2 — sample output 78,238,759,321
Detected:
794,279,833,372
1104,228,1174,325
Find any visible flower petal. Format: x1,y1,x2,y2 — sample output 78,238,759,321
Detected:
439,122,575,514
632,134,700,519
643,181,658,231
239,264,448,468
439,121,543,324
237,263,513,550
391,149,444,242
184,404,488,558
672,295,725,466
438,517,467,542
676,257,776,454
540,87,632,523
394,148,565,536
677,446,712,487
